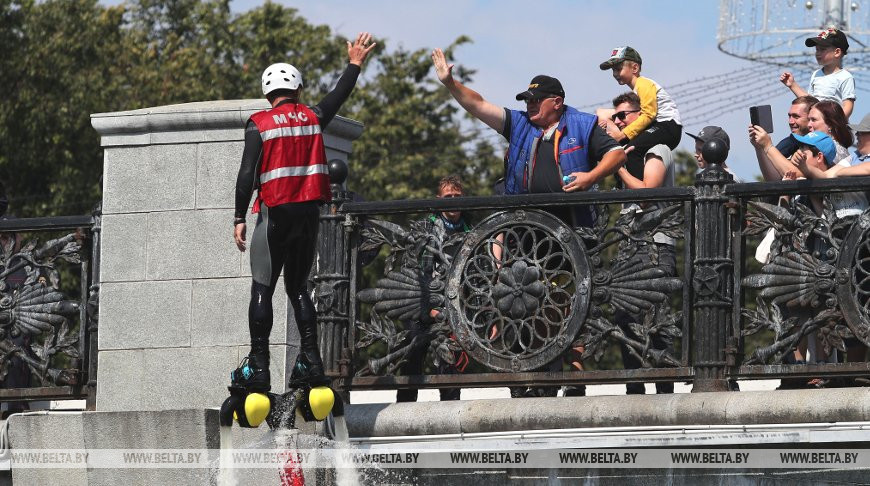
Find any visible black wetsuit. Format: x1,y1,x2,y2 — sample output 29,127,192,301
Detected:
234,63,361,376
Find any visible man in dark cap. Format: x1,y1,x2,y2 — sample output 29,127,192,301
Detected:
688,126,742,182
431,48,625,227
431,49,625,398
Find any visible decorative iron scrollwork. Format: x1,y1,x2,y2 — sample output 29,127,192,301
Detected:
444,210,589,372
0,232,84,386
742,199,860,364
354,202,686,375
577,204,684,368
356,218,463,375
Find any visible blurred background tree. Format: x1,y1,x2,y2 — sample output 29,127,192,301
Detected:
0,0,502,217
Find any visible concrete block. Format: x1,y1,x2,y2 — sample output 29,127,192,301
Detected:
102,145,197,214
82,409,219,486
145,210,241,280
97,344,298,412
195,141,245,210
100,213,148,282
150,128,243,146
7,413,87,486
191,277,288,347
96,346,239,412
99,280,192,350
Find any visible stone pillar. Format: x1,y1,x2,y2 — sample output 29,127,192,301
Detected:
91,100,362,411
691,140,733,392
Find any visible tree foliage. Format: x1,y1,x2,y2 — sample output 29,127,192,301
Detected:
345,37,502,201
0,0,501,216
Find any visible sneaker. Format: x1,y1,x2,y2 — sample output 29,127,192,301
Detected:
231,356,271,392
562,385,586,397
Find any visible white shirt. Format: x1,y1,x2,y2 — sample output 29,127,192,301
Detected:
809,68,856,104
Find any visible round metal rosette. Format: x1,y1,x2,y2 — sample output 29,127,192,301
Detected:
444,209,591,372
837,212,870,346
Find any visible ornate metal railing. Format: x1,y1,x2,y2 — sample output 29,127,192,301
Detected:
314,162,870,395
729,178,870,385
0,210,100,408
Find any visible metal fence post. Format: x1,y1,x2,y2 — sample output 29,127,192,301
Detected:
86,203,101,410
692,141,734,392
314,160,352,383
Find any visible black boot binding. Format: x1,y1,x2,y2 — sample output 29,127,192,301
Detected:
289,348,329,387
230,354,271,393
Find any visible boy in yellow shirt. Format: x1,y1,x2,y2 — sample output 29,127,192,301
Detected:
599,46,682,183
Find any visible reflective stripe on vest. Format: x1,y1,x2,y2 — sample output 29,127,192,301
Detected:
259,163,329,184
260,124,322,142
249,103,330,209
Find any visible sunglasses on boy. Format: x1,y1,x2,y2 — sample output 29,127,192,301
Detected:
611,109,640,122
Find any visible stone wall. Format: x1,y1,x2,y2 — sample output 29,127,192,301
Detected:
91,100,362,411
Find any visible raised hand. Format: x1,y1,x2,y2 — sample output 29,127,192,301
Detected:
347,32,377,66
780,72,794,87
431,48,454,85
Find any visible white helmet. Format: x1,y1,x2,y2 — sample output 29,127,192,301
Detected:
261,63,303,95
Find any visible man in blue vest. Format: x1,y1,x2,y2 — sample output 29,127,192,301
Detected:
431,49,626,397
431,49,625,226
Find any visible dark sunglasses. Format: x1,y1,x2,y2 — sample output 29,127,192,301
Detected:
525,96,557,104
611,109,640,122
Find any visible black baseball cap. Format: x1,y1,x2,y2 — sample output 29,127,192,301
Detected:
515,75,565,101
687,126,731,150
805,28,849,53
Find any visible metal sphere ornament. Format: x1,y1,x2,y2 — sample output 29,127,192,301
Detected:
701,139,729,166
327,159,348,185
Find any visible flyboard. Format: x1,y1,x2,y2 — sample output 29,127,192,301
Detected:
219,358,345,486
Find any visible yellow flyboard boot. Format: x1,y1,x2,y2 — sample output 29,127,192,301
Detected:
244,392,271,426
307,386,335,421
220,390,273,428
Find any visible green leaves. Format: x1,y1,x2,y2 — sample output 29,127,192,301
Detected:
345,37,502,202
1,2,501,216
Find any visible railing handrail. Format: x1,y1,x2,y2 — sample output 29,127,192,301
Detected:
341,186,695,215
726,175,870,198
0,214,95,232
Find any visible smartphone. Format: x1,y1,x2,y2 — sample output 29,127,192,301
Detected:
750,105,774,133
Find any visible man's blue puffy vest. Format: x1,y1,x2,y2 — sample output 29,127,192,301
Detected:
504,106,597,195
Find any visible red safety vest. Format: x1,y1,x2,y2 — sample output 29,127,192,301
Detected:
249,103,330,212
